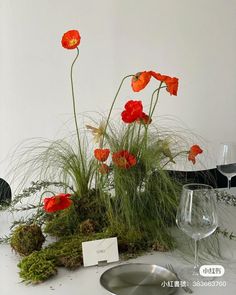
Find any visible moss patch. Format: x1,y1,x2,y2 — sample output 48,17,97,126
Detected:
10,224,45,256
18,252,57,284
17,232,111,284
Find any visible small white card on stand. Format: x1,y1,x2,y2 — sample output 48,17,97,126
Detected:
82,237,119,267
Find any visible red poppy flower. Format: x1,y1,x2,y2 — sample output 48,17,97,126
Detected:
151,71,179,96
61,30,81,49
131,71,152,92
165,77,179,96
112,150,137,169
136,112,152,125
94,148,110,162
121,100,143,123
98,163,110,174
188,145,203,164
150,71,168,82
43,193,72,213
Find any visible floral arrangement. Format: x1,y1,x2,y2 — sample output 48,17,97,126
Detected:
2,29,205,284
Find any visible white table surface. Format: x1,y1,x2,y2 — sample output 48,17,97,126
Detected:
1,189,236,295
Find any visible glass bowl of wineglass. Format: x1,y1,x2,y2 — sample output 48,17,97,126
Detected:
176,183,218,282
216,142,236,190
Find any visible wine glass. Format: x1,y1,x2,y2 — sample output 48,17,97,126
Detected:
176,184,218,282
216,142,236,189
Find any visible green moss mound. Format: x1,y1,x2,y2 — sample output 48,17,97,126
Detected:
17,232,111,284
44,204,80,237
10,224,45,256
18,252,57,284
18,227,166,284
79,219,97,235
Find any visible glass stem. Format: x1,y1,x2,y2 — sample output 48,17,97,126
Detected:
194,239,199,271
228,177,232,190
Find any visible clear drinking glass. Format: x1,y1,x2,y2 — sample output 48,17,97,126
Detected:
216,142,236,189
176,184,218,282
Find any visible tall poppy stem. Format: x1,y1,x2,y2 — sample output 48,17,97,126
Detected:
101,74,134,148
70,48,85,173
161,151,189,169
148,83,166,119
136,83,165,155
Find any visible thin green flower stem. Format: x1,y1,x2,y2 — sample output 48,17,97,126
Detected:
137,124,148,159
140,83,165,155
129,122,136,150
144,124,149,150
88,165,97,190
148,88,158,117
124,124,131,150
161,151,189,169
101,74,134,148
136,123,142,146
70,47,85,173
149,83,167,119
95,161,100,191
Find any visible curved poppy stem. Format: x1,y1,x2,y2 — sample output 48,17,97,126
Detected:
101,74,134,148
148,83,166,119
161,151,188,169
70,48,85,173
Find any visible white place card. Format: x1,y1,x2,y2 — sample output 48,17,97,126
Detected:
82,237,119,267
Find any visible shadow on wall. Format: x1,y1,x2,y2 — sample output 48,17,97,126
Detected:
0,178,12,206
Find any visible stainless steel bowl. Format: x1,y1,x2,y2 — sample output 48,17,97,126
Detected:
100,263,178,295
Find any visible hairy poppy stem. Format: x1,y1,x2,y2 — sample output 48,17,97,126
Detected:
137,83,166,156
148,83,166,118
161,151,188,169
70,48,85,173
101,74,134,148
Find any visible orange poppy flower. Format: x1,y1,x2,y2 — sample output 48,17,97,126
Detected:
94,148,110,162
151,71,179,96
98,163,110,174
136,112,152,125
61,30,81,49
165,77,179,96
131,71,152,92
121,100,143,123
150,71,168,82
43,193,72,213
188,145,203,164
112,150,137,169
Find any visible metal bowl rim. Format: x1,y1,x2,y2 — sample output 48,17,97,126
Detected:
100,262,178,293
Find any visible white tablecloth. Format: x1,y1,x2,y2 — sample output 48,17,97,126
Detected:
1,189,236,295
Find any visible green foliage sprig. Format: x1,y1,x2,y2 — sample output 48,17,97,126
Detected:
11,180,74,207
216,227,236,240
216,190,236,206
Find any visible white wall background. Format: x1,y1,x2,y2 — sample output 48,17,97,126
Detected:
1,0,236,182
